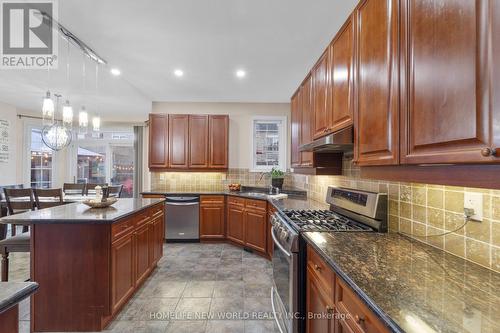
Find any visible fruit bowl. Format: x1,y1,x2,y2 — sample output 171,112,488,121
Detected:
82,197,118,208
228,183,241,192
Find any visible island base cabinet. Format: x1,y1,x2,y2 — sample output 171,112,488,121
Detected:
31,202,165,332
111,233,135,314
0,305,19,333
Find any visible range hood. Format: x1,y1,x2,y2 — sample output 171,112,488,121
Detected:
299,126,353,153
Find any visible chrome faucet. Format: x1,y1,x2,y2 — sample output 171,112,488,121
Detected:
269,185,280,195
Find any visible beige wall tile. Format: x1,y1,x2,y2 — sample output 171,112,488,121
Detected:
400,185,411,202
389,200,399,216
427,208,444,229
412,186,426,205
492,246,500,273
444,191,464,213
388,215,399,232
492,196,500,221
465,239,490,268
427,189,444,209
400,202,411,219
426,227,444,250
445,234,465,258
412,205,426,223
492,222,500,247
444,212,465,235
400,218,412,234
465,219,491,243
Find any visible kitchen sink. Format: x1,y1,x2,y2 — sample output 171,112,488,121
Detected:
244,192,268,197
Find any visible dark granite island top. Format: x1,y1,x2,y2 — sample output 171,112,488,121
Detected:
0,198,166,332
304,232,500,333
0,282,38,314
0,198,165,225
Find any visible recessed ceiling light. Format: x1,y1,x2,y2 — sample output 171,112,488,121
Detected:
174,69,184,77
110,68,121,76
236,69,246,78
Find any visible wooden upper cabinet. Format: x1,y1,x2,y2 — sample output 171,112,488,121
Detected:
354,0,400,166
168,115,189,168
209,115,229,169
328,15,354,134
148,114,168,168
149,113,229,170
301,75,314,166
291,91,301,167
189,115,209,168
312,51,329,139
400,0,499,164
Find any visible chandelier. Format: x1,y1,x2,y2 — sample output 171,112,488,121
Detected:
41,38,102,151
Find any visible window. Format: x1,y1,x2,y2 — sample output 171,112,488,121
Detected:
70,127,135,197
30,128,53,188
251,117,287,171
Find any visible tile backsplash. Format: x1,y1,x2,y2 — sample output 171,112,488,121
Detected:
150,160,500,273
288,159,500,274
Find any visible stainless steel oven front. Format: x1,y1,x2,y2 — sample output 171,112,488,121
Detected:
271,213,299,333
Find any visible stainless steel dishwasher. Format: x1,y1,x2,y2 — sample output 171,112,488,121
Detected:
165,196,200,241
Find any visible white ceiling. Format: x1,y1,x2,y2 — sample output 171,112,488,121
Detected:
0,0,358,122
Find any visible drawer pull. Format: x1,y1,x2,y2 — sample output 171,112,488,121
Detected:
354,314,365,324
326,305,333,314
314,264,322,271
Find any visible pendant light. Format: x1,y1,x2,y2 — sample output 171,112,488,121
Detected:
79,54,89,134
62,39,73,129
42,94,72,151
42,67,54,125
93,62,101,133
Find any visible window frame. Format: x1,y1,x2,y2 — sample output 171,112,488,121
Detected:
23,119,58,188
249,116,287,172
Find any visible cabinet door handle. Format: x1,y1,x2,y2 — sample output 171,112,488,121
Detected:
326,305,334,313
481,148,497,157
314,264,322,271
354,314,365,324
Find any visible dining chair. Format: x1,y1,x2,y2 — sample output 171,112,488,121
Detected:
108,185,123,198
34,188,64,209
4,188,35,236
1,188,33,281
85,183,108,196
63,183,86,196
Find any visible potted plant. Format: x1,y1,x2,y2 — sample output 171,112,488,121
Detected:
270,167,285,190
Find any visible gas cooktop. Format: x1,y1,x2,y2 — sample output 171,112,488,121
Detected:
283,209,374,232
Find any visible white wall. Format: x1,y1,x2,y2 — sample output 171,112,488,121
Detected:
151,102,291,168
0,101,23,185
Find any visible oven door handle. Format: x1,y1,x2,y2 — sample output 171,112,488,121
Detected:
271,287,286,333
271,226,292,258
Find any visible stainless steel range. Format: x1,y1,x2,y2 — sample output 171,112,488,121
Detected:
270,186,388,333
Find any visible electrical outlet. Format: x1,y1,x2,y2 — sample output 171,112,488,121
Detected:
160,174,165,181
464,192,483,222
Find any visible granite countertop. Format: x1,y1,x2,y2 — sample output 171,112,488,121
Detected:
141,187,308,202
304,232,500,333
0,198,165,225
0,282,38,314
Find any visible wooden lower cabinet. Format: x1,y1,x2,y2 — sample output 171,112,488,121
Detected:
135,223,152,286
111,232,135,313
307,266,335,333
0,305,19,333
245,208,267,252
227,204,245,245
200,195,226,240
226,197,268,255
307,244,389,333
110,205,165,318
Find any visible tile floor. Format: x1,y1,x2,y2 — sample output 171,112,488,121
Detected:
6,242,280,333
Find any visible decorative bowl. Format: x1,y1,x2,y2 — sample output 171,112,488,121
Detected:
228,183,241,192
82,197,118,208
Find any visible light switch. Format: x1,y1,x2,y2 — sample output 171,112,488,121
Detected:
464,192,483,222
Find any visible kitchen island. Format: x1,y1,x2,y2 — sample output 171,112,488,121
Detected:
0,198,165,332
0,282,38,333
